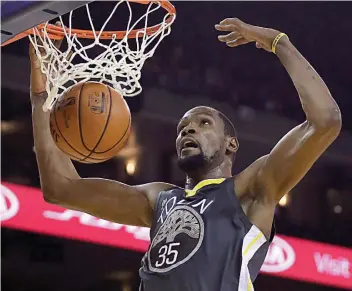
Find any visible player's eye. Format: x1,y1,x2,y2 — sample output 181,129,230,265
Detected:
200,119,210,126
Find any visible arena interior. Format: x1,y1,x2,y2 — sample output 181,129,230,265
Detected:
1,1,351,291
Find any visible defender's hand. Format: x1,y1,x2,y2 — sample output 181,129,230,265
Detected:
215,18,283,52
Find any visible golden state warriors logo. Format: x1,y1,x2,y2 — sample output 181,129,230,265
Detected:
148,205,205,273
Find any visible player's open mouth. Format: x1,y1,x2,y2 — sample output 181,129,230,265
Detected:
180,141,200,155
182,141,198,149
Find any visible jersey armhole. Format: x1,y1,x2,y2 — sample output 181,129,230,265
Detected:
226,176,253,230
268,221,276,242
227,176,276,242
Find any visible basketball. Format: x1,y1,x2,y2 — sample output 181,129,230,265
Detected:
49,82,131,163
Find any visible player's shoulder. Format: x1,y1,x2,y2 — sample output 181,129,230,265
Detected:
134,182,179,210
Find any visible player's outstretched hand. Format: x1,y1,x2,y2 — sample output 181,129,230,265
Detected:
215,18,283,52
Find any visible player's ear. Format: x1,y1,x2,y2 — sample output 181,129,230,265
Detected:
226,136,239,155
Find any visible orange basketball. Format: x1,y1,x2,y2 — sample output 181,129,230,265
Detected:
49,82,131,163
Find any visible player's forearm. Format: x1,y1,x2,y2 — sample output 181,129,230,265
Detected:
275,37,341,128
31,96,80,196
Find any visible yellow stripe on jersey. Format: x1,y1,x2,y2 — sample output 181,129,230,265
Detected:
243,232,264,256
247,279,253,291
238,226,267,291
185,178,225,197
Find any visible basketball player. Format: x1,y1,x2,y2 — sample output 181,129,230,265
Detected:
30,19,341,291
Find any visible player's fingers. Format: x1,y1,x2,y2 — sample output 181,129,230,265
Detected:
218,31,241,42
219,17,244,27
53,21,64,49
31,36,46,55
66,49,74,61
54,38,64,50
51,21,73,63
215,24,238,32
226,37,250,47
29,41,35,54
29,42,40,61
29,43,39,63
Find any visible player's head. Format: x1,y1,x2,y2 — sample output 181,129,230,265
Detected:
176,106,239,174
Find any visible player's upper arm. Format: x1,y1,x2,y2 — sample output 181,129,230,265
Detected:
43,178,174,227
250,119,341,204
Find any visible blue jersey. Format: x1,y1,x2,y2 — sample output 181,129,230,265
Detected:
140,177,274,291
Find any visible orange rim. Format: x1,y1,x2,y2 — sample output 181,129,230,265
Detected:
1,0,176,47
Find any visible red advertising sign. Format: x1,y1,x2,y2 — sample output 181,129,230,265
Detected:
1,182,351,289
0,182,150,252
262,235,351,289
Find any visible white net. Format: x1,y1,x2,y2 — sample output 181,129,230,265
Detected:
29,0,175,111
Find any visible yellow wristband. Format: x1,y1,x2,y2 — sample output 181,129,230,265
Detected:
271,33,288,54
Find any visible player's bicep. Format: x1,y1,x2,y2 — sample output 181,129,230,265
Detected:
44,178,160,227
255,120,340,202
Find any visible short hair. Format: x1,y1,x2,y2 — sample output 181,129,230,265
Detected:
217,111,237,138
217,111,238,163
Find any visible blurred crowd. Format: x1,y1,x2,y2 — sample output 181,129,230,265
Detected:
2,3,352,291
1,1,351,249
145,60,351,131
141,1,352,131
144,44,305,121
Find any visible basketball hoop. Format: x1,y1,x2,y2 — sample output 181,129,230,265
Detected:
7,0,176,111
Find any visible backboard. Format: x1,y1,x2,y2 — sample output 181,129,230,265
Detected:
1,1,92,45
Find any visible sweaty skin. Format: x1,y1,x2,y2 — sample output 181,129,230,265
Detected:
31,18,341,238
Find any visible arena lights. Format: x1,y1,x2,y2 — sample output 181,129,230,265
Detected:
1,120,23,134
126,159,137,175
333,205,342,214
279,193,290,207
